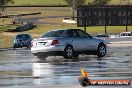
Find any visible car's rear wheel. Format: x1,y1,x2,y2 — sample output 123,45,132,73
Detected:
97,44,106,57
63,45,75,59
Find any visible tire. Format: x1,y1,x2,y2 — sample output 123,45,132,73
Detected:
97,44,106,57
63,45,74,59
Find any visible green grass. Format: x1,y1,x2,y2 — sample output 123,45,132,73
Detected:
10,0,132,6
1,24,132,35
0,33,14,48
110,0,131,5
0,24,132,48
85,26,132,34
12,0,66,5
1,6,132,48
26,25,132,35
0,25,17,32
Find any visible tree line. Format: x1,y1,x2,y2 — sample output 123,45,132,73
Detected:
0,0,14,15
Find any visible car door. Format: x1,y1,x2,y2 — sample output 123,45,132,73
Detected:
76,30,97,50
66,30,85,51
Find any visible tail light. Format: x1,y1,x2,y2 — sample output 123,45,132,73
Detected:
51,40,59,45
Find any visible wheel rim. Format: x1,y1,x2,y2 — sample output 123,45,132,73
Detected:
66,47,73,57
99,46,106,56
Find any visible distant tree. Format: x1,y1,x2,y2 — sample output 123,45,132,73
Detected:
0,0,14,15
64,0,86,19
65,0,86,9
88,0,111,6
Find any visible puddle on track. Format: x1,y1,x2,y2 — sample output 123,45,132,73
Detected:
0,47,132,88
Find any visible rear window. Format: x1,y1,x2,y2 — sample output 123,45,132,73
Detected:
41,30,64,37
16,34,30,39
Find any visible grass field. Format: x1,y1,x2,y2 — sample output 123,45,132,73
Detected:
1,24,132,48
10,0,132,6
1,6,132,48
11,0,66,5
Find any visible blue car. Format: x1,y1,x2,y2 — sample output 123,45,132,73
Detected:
13,34,32,49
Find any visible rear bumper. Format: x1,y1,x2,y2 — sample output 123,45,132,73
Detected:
32,51,63,56
31,45,65,55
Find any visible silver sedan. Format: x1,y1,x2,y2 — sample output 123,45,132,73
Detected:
31,29,107,59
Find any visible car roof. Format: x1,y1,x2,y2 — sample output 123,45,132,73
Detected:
48,29,81,31
15,34,31,38
66,29,82,31
16,34,31,36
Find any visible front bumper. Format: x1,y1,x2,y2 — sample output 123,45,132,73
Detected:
14,42,31,47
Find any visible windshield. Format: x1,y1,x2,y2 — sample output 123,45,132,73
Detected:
16,34,30,39
41,30,64,37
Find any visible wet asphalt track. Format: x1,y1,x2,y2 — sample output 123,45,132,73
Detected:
0,45,132,88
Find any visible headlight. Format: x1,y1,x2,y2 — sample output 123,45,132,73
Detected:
14,40,18,43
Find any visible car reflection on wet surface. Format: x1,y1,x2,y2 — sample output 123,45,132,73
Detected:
0,46,132,88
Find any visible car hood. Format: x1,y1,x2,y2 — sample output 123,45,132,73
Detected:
93,37,108,44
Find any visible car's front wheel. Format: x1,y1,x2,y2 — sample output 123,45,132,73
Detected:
97,44,106,57
63,45,75,59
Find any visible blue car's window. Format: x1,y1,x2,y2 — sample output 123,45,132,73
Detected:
66,30,79,37
16,35,30,39
42,30,64,37
76,30,90,38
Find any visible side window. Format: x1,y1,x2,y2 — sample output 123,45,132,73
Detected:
73,30,79,37
66,30,79,37
76,30,90,38
67,30,73,37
